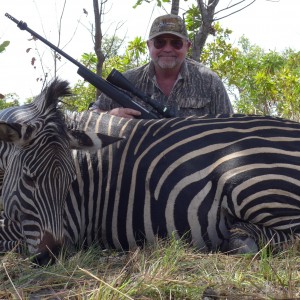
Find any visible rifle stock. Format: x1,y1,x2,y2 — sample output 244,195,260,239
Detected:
5,13,159,119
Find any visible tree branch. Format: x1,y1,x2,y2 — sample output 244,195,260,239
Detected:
214,0,256,21
214,0,253,15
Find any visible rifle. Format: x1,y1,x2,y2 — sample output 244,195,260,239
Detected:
106,69,176,117
5,13,176,119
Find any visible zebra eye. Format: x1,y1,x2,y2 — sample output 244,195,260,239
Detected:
22,173,36,188
22,167,36,187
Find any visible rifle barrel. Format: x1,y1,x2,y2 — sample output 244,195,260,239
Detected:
5,13,82,68
5,13,159,119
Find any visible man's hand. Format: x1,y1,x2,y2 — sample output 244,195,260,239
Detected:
109,108,141,118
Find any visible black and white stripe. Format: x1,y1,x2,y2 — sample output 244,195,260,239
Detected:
0,79,300,265
0,80,76,264
64,112,300,253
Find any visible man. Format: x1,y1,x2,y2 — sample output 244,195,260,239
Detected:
92,14,233,118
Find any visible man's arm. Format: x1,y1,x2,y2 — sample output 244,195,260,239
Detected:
210,75,233,114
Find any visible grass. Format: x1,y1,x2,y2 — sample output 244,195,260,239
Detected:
0,237,300,299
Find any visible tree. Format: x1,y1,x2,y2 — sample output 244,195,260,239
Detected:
190,0,220,61
21,0,126,103
134,0,265,61
25,0,87,91
92,0,127,99
201,32,300,121
93,0,106,100
171,0,180,14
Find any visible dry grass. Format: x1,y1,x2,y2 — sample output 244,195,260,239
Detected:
0,237,300,299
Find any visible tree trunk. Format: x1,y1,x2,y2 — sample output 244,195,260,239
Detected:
168,0,256,61
171,0,180,15
192,0,219,61
93,0,106,99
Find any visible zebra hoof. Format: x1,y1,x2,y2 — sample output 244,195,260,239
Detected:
228,235,259,254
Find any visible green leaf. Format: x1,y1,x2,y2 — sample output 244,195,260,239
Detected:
0,41,10,53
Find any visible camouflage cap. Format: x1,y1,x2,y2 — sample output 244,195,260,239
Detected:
148,14,188,40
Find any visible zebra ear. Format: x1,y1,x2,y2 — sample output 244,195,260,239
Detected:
67,129,122,150
0,122,22,142
0,122,35,145
0,122,27,143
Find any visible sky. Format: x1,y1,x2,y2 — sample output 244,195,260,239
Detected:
1,0,300,102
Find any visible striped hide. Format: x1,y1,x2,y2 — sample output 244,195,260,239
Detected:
0,79,299,264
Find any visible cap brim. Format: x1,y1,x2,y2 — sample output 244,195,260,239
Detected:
149,31,188,40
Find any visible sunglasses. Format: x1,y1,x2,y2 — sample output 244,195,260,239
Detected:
152,38,184,50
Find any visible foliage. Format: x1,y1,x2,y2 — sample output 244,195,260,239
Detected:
80,52,98,71
67,36,148,111
0,40,10,54
63,80,96,112
5,6,296,119
102,36,125,60
0,93,20,109
185,4,202,40
126,37,147,67
133,0,171,9
1,238,300,299
201,27,300,121
0,41,11,98
102,36,148,77
200,22,237,74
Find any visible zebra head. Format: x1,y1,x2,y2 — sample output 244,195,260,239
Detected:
0,79,117,264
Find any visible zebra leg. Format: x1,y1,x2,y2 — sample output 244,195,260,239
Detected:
0,214,24,253
228,222,299,254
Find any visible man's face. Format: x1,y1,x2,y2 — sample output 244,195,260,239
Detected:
147,34,191,71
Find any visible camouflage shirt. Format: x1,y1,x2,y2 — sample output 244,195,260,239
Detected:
93,58,233,117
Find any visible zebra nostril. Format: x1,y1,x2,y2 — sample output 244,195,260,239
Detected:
33,249,57,266
33,231,63,265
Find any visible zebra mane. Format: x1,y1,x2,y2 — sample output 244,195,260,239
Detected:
0,79,72,126
33,79,72,113
19,79,74,141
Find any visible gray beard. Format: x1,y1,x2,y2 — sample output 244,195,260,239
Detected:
156,58,177,69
